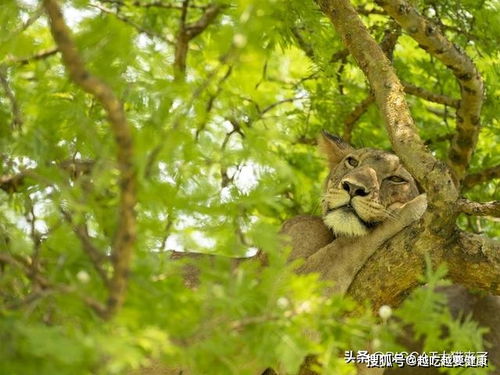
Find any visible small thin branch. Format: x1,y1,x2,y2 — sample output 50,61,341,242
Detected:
402,81,459,108
7,48,59,65
44,0,137,320
90,3,173,44
7,5,44,39
342,24,397,144
329,49,349,63
424,133,453,146
260,97,306,115
463,165,500,190
0,159,95,193
0,252,108,316
26,199,42,288
457,199,500,218
0,67,23,129
60,209,110,285
98,0,207,10
379,23,401,61
291,26,315,60
379,0,484,185
195,65,233,140
184,3,223,39
342,95,374,143
356,5,385,16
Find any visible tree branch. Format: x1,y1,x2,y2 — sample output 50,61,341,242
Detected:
0,252,108,317
462,165,500,190
174,2,223,80
378,0,484,185
0,159,94,193
0,67,23,129
456,198,500,218
342,95,374,143
348,225,500,308
60,209,110,285
43,0,137,320
315,0,458,229
98,0,207,10
90,3,173,44
7,47,59,65
402,81,459,108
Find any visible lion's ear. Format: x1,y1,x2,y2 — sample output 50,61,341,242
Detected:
318,131,353,168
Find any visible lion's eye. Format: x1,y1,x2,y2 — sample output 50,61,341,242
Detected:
387,176,406,183
345,156,358,168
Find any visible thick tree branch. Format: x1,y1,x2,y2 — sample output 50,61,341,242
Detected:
43,0,137,320
456,198,500,218
348,225,500,308
378,0,484,185
463,165,500,190
315,0,458,228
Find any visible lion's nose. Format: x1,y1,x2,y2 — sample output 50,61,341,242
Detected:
341,180,370,197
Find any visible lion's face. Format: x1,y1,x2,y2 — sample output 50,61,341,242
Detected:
319,132,419,237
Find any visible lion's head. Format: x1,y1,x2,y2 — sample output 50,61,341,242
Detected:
319,131,420,237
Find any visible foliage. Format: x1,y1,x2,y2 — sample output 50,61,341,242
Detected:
0,0,498,374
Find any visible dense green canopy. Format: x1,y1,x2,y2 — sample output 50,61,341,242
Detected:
0,0,498,374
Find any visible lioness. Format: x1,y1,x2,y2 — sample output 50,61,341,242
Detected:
282,131,427,296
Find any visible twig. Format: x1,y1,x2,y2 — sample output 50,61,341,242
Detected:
0,67,23,129
90,3,173,44
60,209,110,285
195,65,233,140
342,24,398,143
424,133,453,146
457,199,500,218
43,0,137,319
291,26,315,60
26,199,42,288
342,95,374,143
402,81,459,108
261,97,307,115
98,0,207,10
0,252,108,316
7,48,59,65
0,159,95,193
6,4,44,40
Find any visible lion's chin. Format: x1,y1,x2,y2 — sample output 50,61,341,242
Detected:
323,209,369,237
